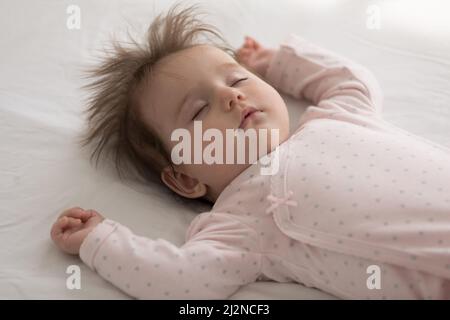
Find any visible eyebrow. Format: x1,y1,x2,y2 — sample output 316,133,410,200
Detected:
175,62,241,119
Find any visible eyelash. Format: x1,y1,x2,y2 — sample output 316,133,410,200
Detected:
191,77,248,120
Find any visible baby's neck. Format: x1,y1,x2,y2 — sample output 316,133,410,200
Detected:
207,163,253,203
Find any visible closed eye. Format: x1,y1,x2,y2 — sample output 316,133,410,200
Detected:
192,104,208,120
190,78,247,121
231,77,248,86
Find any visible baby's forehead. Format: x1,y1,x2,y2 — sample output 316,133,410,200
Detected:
155,44,237,75
138,45,239,105
178,44,232,60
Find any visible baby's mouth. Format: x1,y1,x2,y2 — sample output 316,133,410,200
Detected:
239,107,261,129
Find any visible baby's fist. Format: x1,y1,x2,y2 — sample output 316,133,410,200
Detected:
236,36,276,78
50,207,104,255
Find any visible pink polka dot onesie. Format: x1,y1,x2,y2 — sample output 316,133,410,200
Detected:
80,34,450,299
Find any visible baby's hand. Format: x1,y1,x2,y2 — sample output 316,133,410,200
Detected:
50,207,105,255
236,36,276,78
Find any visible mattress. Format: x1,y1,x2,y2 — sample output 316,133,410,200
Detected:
1,0,449,299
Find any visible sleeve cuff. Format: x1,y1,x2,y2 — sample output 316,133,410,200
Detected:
79,219,118,270
265,34,304,88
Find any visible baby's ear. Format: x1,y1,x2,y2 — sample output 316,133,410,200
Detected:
160,166,207,199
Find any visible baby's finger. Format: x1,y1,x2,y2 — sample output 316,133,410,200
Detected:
62,217,83,231
50,216,69,240
58,207,81,219
84,209,102,219
245,36,259,49
251,39,261,50
59,207,91,221
237,48,251,58
244,36,254,43
54,216,81,233
57,216,70,228
243,36,255,49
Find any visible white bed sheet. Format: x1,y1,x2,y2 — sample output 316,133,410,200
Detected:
1,0,449,299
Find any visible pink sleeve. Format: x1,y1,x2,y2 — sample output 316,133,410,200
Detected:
265,34,383,116
79,214,261,299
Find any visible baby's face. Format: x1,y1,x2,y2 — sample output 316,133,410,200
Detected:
135,45,290,201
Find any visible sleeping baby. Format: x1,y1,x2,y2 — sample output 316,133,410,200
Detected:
50,5,450,299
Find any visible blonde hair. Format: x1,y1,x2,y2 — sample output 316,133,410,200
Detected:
79,4,236,187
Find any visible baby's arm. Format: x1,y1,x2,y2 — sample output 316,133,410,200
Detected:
238,35,383,116
51,209,261,299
